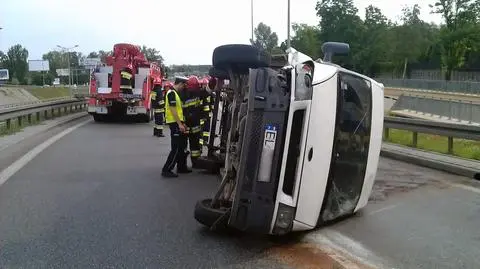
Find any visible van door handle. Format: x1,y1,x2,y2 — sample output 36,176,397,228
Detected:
308,147,313,161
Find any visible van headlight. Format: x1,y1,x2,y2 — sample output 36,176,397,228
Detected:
273,203,295,235
294,64,313,101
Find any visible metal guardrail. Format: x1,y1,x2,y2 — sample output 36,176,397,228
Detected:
376,78,480,95
390,95,480,124
0,99,87,132
0,97,74,111
383,116,480,155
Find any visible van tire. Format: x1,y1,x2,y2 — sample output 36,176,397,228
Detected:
194,198,230,229
209,66,229,79
212,44,270,73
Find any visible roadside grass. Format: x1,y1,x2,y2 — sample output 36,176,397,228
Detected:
385,129,480,160
25,87,71,100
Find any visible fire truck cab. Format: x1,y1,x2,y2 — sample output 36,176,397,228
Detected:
88,43,162,122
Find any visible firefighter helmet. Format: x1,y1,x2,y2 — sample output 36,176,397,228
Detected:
164,81,173,88
186,76,200,90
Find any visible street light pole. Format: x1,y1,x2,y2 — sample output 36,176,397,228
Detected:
287,0,291,48
251,0,254,42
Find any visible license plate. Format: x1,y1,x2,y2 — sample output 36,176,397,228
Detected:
96,106,108,114
119,93,142,99
126,107,137,115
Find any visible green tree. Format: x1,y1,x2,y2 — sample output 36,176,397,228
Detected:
281,23,322,59
87,51,99,58
0,51,7,68
315,0,364,68
355,5,391,76
98,50,113,63
430,0,480,79
6,44,29,84
250,22,279,53
140,45,164,64
43,50,67,77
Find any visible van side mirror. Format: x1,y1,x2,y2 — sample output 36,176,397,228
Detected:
322,42,350,63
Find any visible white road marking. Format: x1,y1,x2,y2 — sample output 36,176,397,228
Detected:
432,178,480,195
368,204,400,216
451,183,480,194
0,119,90,187
306,228,393,268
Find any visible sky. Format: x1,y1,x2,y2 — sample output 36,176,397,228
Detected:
0,0,442,65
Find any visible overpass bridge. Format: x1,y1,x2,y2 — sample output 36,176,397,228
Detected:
0,113,479,269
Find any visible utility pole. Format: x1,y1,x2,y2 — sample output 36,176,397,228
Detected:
287,0,291,48
251,0,254,42
57,44,79,86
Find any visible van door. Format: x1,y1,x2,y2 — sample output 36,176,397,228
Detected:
293,73,338,227
319,72,373,223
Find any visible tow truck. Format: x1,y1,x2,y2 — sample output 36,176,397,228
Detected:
194,42,384,235
87,43,163,122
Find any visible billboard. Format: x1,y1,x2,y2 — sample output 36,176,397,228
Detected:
0,69,8,80
56,69,70,76
28,60,50,71
81,58,101,67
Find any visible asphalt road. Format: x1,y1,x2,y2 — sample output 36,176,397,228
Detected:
0,119,479,268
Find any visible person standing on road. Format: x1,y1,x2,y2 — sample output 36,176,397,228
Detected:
183,76,203,168
162,76,191,178
199,77,216,146
151,83,165,137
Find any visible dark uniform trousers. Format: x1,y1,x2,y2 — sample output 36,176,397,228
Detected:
200,92,214,146
151,90,164,137
184,98,202,165
162,123,188,172
153,109,164,135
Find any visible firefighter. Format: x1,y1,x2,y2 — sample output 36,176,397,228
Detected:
162,76,191,178
120,67,133,94
198,78,212,146
182,76,203,168
151,83,165,137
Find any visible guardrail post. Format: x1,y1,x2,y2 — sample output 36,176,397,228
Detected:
57,108,61,116
36,112,40,122
412,132,418,148
6,119,11,130
70,105,73,113
18,116,22,127
27,114,32,124
384,128,390,140
449,99,452,120
448,137,454,154
470,101,473,123
45,110,48,119
51,108,55,118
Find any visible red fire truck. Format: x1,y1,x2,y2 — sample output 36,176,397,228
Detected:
87,43,163,122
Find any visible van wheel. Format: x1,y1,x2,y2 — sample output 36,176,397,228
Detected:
209,66,230,79
194,198,231,229
212,44,270,73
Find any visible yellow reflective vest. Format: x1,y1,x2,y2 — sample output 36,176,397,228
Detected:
165,89,184,124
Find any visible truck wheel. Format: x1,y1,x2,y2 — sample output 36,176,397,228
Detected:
212,44,270,73
194,199,231,229
93,114,103,122
209,66,229,79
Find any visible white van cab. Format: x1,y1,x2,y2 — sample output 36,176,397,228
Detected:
194,42,384,235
